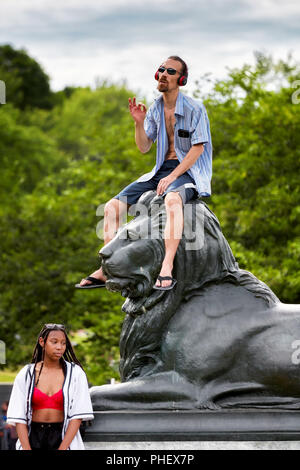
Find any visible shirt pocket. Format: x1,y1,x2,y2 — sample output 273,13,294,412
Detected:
176,134,191,153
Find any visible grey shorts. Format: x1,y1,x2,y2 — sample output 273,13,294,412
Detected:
114,160,198,206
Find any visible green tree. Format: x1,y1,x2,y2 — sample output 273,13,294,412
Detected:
0,104,64,200
196,52,300,303
0,44,53,109
0,84,155,384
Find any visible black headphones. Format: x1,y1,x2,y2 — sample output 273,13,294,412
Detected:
155,68,188,87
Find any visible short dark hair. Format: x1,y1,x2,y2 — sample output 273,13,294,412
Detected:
168,55,188,78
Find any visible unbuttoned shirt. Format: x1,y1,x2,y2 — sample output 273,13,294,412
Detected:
140,91,213,196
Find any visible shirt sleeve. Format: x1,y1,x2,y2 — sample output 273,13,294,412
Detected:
69,367,94,422
190,104,210,146
144,105,158,142
6,366,29,426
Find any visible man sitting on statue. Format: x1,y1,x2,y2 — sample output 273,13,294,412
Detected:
76,55,212,291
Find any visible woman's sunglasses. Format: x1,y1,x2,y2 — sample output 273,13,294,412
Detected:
157,66,179,76
44,323,66,330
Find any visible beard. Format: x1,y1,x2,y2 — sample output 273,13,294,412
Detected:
157,80,168,93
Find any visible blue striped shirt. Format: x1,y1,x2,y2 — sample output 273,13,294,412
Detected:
138,91,213,196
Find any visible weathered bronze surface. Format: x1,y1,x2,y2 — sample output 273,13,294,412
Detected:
90,192,300,410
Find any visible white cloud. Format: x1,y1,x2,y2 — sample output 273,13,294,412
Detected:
242,0,300,19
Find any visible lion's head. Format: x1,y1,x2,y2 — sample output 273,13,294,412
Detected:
99,192,167,315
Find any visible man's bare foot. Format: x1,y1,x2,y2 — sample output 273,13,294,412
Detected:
155,262,174,288
79,267,107,286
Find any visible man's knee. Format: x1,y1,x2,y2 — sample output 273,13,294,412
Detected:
164,191,183,208
105,198,127,217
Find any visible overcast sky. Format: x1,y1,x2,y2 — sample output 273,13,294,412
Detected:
1,0,300,101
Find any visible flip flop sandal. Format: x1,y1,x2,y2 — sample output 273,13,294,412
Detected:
75,276,106,289
153,276,177,291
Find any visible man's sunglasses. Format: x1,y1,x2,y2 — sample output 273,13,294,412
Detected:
157,66,179,76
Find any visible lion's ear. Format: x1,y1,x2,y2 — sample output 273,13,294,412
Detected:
150,195,165,207
150,197,165,215
137,190,158,209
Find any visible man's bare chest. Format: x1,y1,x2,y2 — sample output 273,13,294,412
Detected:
164,109,176,140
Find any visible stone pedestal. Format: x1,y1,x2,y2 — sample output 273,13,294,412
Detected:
83,409,300,450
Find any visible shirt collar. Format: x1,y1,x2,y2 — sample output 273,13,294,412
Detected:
175,91,184,116
154,91,184,117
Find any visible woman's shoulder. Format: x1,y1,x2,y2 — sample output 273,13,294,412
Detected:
73,362,86,374
67,362,87,379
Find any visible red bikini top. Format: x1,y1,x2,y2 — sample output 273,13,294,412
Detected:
32,387,64,411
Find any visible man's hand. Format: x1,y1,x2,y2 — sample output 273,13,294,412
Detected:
129,96,152,153
157,174,176,195
129,97,147,124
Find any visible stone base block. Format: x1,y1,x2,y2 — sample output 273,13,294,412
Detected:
84,409,300,443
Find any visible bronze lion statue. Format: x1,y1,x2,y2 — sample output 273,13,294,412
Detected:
90,192,300,410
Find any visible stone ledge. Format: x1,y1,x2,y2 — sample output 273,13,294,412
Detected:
84,441,300,450
84,410,300,442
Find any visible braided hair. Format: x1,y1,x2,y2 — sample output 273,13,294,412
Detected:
31,323,83,386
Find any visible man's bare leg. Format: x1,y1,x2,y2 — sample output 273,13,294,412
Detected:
79,199,128,286
155,192,183,288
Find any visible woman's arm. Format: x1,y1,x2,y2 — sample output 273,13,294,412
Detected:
16,423,31,450
58,419,82,450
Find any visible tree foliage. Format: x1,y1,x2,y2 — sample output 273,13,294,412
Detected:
197,52,300,303
0,44,53,109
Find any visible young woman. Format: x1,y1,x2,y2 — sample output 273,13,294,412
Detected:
7,324,94,450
